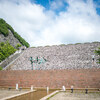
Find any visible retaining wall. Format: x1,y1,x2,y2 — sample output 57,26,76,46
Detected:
8,42,100,70
0,53,20,69
0,68,100,88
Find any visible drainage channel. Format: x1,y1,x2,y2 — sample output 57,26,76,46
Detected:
1,89,55,100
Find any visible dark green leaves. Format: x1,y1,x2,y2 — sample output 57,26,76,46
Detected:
95,48,100,63
0,42,16,63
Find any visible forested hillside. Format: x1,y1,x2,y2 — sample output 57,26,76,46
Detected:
0,18,30,48
0,18,30,64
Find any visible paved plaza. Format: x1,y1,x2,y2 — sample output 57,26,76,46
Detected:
49,92,100,100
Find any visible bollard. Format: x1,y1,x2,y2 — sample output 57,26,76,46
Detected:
31,85,33,91
47,87,49,94
62,86,66,91
85,89,88,94
8,87,11,91
16,83,18,90
71,88,73,93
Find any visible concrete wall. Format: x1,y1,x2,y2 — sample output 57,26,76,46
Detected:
0,68,100,88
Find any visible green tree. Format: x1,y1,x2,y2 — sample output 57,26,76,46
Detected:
0,19,9,36
0,42,5,46
16,43,21,50
95,47,100,63
0,52,5,62
0,42,16,63
0,66,2,70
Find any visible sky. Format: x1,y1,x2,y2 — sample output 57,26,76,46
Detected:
0,0,100,47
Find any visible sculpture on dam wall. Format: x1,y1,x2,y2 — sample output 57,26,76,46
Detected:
29,56,47,70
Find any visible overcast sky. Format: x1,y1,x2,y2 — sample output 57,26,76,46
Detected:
0,0,100,47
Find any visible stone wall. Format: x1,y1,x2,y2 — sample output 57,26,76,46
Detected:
0,69,100,88
0,53,20,69
7,42,100,70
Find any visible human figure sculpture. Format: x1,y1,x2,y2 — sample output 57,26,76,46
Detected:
85,88,88,94
47,87,49,94
29,56,47,70
71,85,74,93
30,57,33,70
62,86,66,91
92,55,95,66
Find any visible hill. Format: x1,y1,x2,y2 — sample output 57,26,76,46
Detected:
0,18,30,64
5,42,100,70
0,18,30,48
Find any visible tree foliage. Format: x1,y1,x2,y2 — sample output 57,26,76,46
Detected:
0,42,16,63
95,47,100,63
16,43,21,50
0,18,30,47
0,66,3,70
0,19,9,36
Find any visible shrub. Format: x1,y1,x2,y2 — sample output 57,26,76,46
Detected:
0,42,5,46
75,43,81,45
95,47,100,64
0,66,2,70
45,45,50,47
0,52,5,62
0,41,16,63
60,44,66,46
92,41,100,43
16,43,21,50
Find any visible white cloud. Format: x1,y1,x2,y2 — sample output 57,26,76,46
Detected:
50,0,65,10
0,0,100,47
